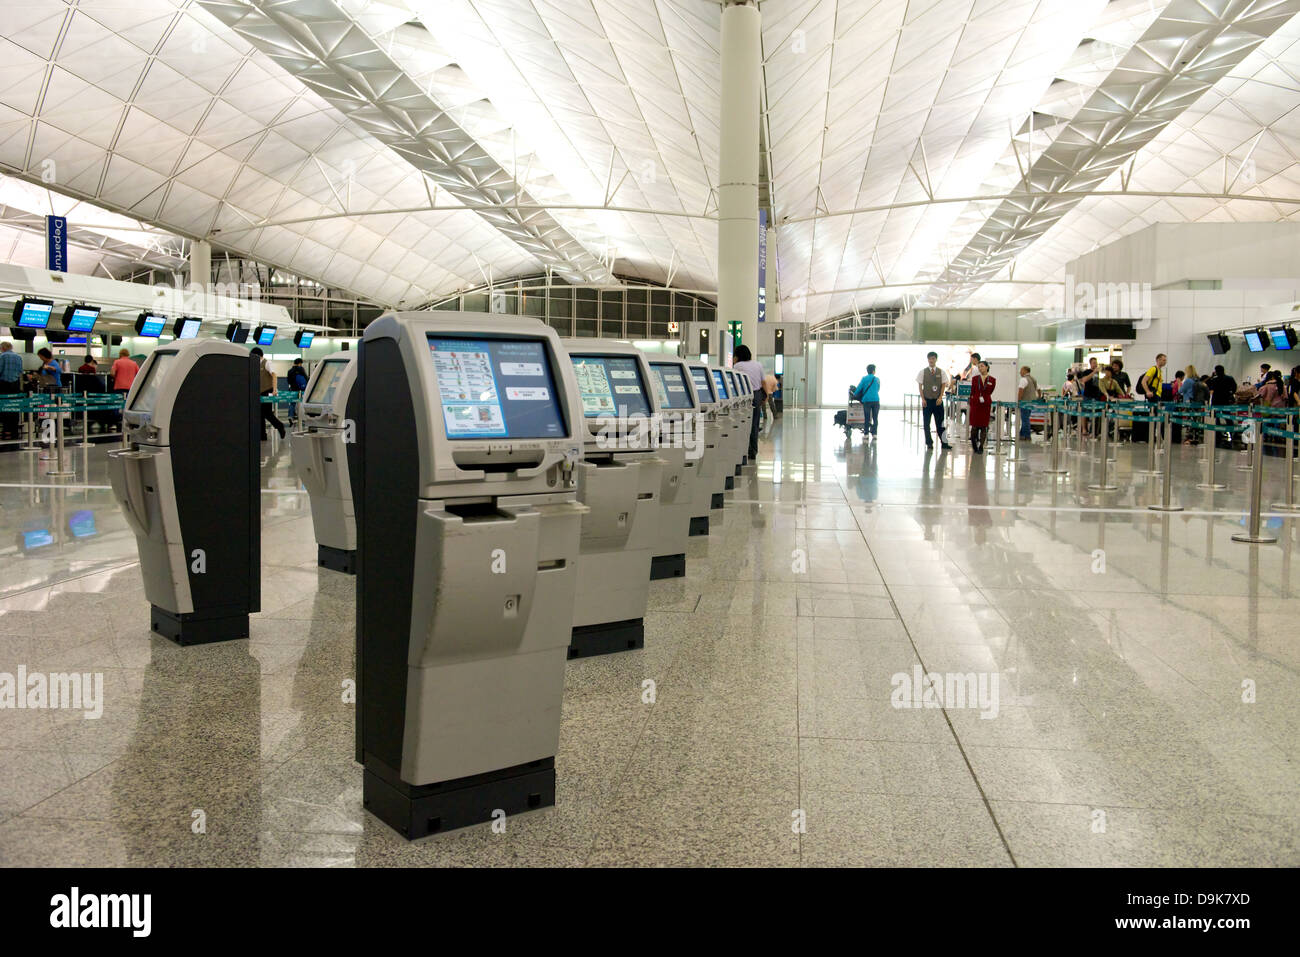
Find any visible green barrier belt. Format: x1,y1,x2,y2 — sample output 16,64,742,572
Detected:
1263,427,1300,440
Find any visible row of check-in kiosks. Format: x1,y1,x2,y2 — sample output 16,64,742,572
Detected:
105,313,758,839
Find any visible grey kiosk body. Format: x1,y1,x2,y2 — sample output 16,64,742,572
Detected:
687,361,728,515
643,355,704,579
710,365,738,493
107,339,261,646
727,369,749,469
356,313,586,839
290,354,359,574
562,338,664,658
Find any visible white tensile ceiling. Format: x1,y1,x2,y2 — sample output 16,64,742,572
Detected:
0,0,1297,324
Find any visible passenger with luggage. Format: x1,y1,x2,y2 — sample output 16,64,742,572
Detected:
852,364,881,439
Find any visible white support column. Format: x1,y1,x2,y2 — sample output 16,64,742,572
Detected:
718,1,761,356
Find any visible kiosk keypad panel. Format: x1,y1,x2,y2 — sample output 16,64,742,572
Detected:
427,336,566,440
570,355,652,418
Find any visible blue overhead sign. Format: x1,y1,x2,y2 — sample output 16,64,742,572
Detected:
46,215,68,273
758,208,767,323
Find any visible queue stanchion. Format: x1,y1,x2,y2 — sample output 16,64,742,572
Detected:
1148,410,1182,512
1233,418,1278,543
1045,407,1069,476
1197,408,1228,491
47,397,75,478
992,401,1004,456
1087,406,1116,491
1137,408,1162,475
78,394,93,449
1236,409,1255,471
1269,420,1300,513
20,403,39,453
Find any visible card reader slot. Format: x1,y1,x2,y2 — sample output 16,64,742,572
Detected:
537,558,566,571
451,454,544,474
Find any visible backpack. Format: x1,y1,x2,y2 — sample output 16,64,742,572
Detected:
1193,380,1210,404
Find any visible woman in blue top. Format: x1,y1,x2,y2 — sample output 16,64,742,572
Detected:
853,364,881,438
36,348,62,392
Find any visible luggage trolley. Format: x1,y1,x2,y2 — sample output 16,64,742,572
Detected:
837,386,866,438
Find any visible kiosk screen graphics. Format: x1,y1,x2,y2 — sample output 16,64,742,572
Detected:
1244,329,1267,353
651,363,693,410
571,355,652,418
307,359,348,406
175,318,201,339
15,299,53,328
690,367,714,401
65,306,99,332
130,353,174,414
428,336,566,439
711,369,729,398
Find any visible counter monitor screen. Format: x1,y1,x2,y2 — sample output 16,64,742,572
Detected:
570,354,652,418
14,298,54,329
427,336,567,440
135,313,166,338
255,325,276,346
63,305,100,332
68,510,97,539
22,529,54,550
650,362,694,410
175,317,201,339
690,367,714,401
1244,329,1267,353
130,352,174,414
294,330,314,348
306,358,348,406
1269,326,1296,351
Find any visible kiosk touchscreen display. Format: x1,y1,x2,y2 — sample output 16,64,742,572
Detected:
651,363,694,410
130,353,174,414
711,369,729,398
570,355,652,418
306,359,347,406
690,367,714,401
427,336,566,440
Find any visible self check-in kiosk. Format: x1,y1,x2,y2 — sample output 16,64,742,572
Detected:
644,355,702,579
562,338,663,658
107,339,260,645
688,361,728,515
726,369,747,469
290,354,358,573
355,313,586,838
710,366,737,490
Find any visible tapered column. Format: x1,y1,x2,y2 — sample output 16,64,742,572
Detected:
718,1,761,356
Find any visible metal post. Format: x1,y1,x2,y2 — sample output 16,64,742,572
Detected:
1137,407,1161,475
1197,407,1227,491
47,401,75,477
992,401,1003,456
1149,411,1183,512
20,409,38,453
1088,406,1116,491
1045,408,1069,476
1237,412,1254,471
1234,419,1278,543
78,394,93,448
1271,428,1300,512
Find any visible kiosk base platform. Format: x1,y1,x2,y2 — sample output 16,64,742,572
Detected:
150,605,249,647
363,757,555,840
711,492,724,509
568,618,644,659
725,475,734,490
650,553,686,580
740,456,747,468
689,515,710,536
317,544,357,575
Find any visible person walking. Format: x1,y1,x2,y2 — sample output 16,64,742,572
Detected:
251,347,286,441
916,351,951,449
1016,365,1038,440
967,361,995,453
0,341,24,442
732,344,765,460
287,357,309,424
852,363,881,439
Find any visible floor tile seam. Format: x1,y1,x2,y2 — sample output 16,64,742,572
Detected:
846,499,1018,867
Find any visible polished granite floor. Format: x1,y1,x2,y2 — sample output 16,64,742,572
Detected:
0,410,1297,867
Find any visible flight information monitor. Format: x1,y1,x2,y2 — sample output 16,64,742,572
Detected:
306,358,348,406
14,298,53,328
135,313,166,337
712,369,729,398
174,317,202,339
1244,329,1267,353
427,336,567,440
1269,326,1296,351
130,353,175,414
690,367,714,401
63,305,100,332
569,354,652,418
255,325,276,346
650,362,694,410
294,330,314,348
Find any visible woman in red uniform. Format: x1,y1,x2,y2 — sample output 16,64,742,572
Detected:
968,360,996,453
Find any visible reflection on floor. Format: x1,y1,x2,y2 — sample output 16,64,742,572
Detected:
0,410,1297,866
